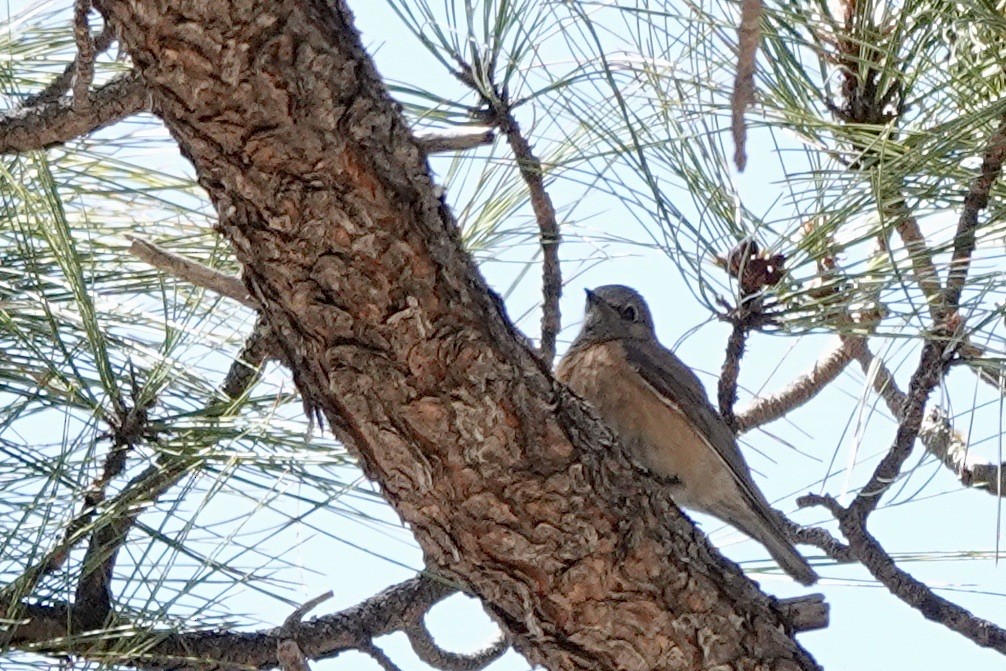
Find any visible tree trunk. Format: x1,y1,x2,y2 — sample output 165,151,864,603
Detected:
92,1,819,669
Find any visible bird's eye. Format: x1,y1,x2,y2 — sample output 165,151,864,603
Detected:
621,305,639,322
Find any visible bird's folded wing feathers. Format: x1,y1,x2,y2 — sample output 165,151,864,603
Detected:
620,339,776,514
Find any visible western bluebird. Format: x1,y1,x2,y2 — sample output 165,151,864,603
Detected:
556,285,818,585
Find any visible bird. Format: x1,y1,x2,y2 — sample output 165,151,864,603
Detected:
556,284,818,585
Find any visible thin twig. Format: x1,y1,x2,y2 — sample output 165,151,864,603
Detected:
800,493,1006,655
945,117,1006,309
923,408,1006,496
126,235,254,308
72,513,128,630
413,127,495,154
72,375,157,630
731,0,762,170
129,237,276,399
276,591,334,671
775,594,829,632
359,643,405,671
22,23,116,108
0,71,147,154
787,522,855,563
72,0,96,109
888,188,1005,394
717,299,777,432
500,116,562,365
855,345,1006,497
718,316,747,432
220,316,276,400
887,201,942,313
736,336,864,433
405,619,508,671
849,336,949,519
459,68,561,366
281,591,334,638
854,342,905,416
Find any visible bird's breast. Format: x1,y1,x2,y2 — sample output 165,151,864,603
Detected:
556,341,728,510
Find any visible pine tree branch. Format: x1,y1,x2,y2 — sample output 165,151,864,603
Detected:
884,150,1006,395
413,127,495,154
0,70,147,153
72,0,97,109
849,114,1006,520
736,336,864,433
497,117,562,366
5,574,460,671
21,23,117,108
454,64,562,366
800,493,1006,655
718,316,748,432
220,315,277,399
405,618,507,671
731,0,762,170
776,594,830,632
855,345,1006,497
886,200,943,313
126,235,254,307
0,454,193,617
945,118,1006,309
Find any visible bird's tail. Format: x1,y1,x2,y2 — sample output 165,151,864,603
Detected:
731,506,818,586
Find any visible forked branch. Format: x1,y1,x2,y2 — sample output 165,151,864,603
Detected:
801,493,1006,655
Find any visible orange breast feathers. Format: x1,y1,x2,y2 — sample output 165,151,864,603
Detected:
555,340,735,514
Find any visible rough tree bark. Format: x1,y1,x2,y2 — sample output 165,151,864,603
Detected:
91,1,819,669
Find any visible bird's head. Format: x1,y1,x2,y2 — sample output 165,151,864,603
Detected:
572,284,656,346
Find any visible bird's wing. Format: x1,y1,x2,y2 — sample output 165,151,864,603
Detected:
620,338,774,513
